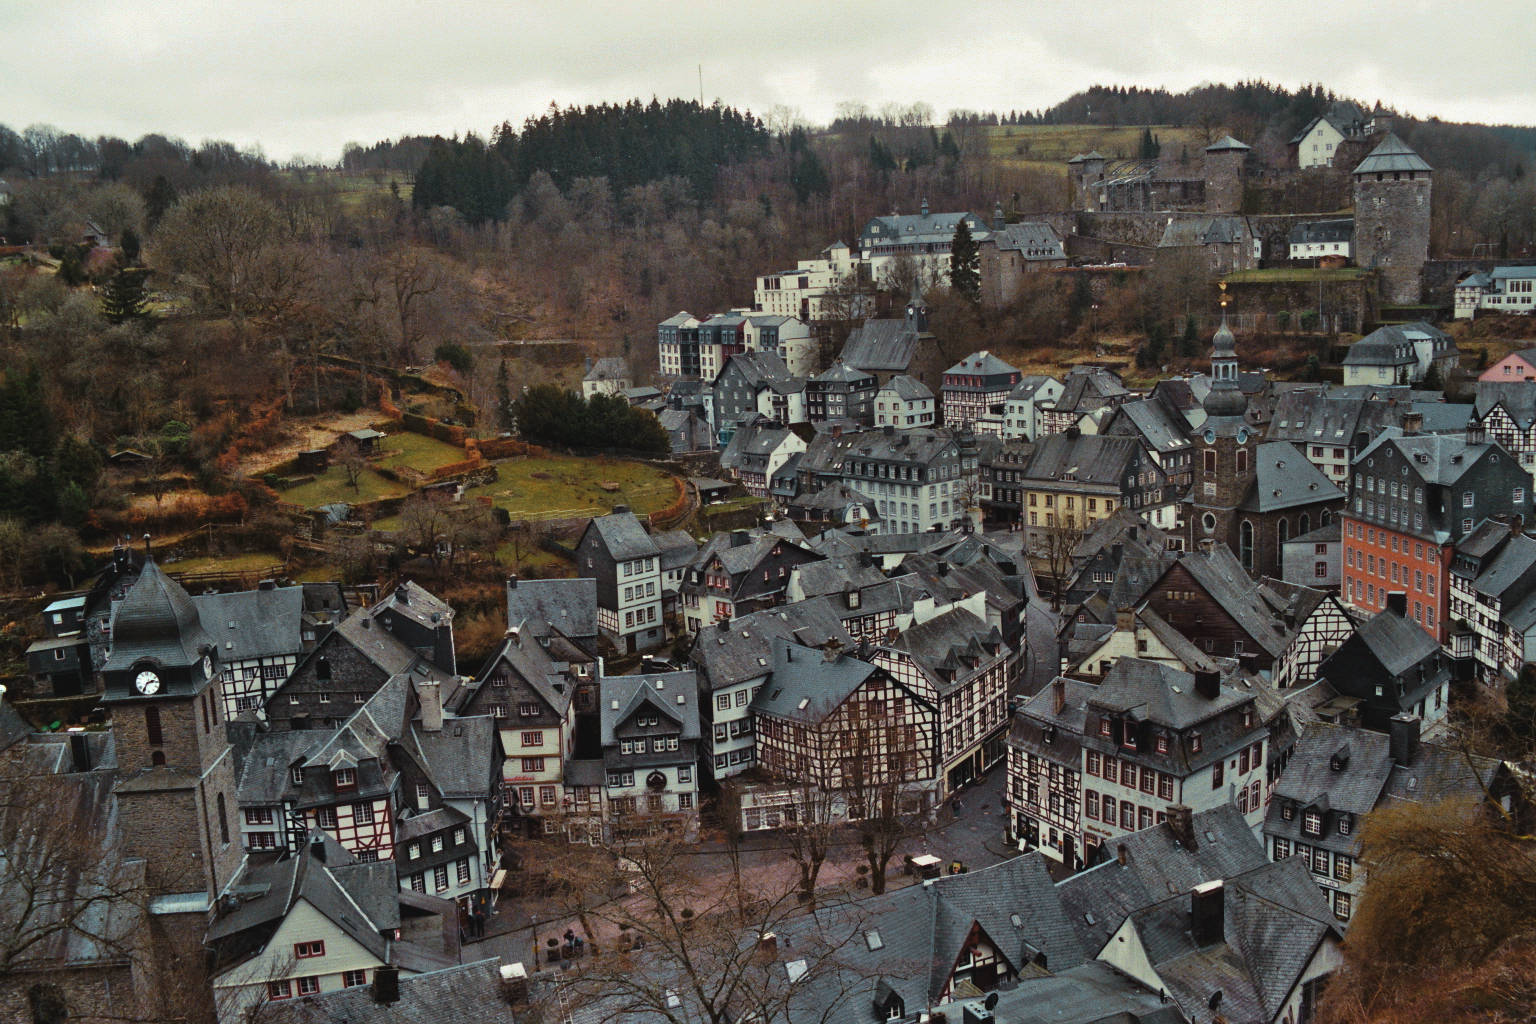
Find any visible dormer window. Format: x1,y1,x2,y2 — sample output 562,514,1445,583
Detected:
334,768,356,790
1099,717,1112,737
1282,801,1295,820
1338,815,1353,836
1189,734,1203,754
1304,810,1322,836
291,767,304,785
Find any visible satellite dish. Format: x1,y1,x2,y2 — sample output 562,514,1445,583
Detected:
983,992,999,1011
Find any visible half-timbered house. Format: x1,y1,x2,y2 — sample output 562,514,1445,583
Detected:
575,508,667,653
1009,659,1269,869
749,637,938,828
1270,590,1358,691
873,607,1011,793
600,671,701,840
679,528,825,632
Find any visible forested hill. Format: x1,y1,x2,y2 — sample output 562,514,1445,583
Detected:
411,99,771,223
1039,82,1533,179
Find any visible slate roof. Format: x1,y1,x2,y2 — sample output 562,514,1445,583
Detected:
1171,546,1292,659
1474,380,1536,429
813,360,876,385
1238,441,1343,512
689,602,854,691
1469,533,1536,602
1048,367,1130,415
652,529,699,572
716,350,793,388
505,577,597,639
659,311,697,328
1108,397,1195,456
1354,428,1488,487
599,671,699,742
1288,218,1354,245
883,607,1005,697
194,586,306,662
1056,804,1268,958
1009,374,1059,402
586,510,661,561
1158,217,1249,248
1023,433,1140,488
985,221,1066,259
945,350,1019,378
371,581,454,631
1350,604,1442,676
584,357,630,382
839,320,922,373
1285,521,1341,548
1204,135,1251,153
751,638,883,723
1344,322,1452,367
1090,658,1251,730
880,374,933,401
258,959,511,1024
791,480,878,518
1124,857,1338,1024
403,717,500,799
233,729,327,804
102,560,214,671
1353,132,1432,175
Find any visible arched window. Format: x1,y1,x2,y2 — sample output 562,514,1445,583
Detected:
200,695,210,734
1300,514,1311,536
151,750,166,766
1240,521,1255,571
29,983,67,1024
145,706,163,746
217,792,229,845
1321,509,1331,526
1278,519,1290,546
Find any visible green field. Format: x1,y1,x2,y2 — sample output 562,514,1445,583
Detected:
489,457,680,519
161,551,286,575
281,466,412,507
377,432,466,473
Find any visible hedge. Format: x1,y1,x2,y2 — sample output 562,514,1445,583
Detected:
430,456,485,479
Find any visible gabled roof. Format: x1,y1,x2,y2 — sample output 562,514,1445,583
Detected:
194,585,306,663
652,529,699,572
258,958,507,1024
505,577,597,639
1123,857,1338,1024
880,374,933,401
1108,397,1194,454
715,350,793,389
599,671,699,742
403,717,500,799
944,350,1019,377
1353,132,1432,175
1158,216,1249,248
1348,605,1444,677
1238,441,1343,512
1475,380,1536,430
583,510,661,561
1345,321,1454,366
884,607,1004,697
583,357,630,382
1354,427,1490,487
839,320,922,372
1022,433,1140,487
371,581,454,631
689,602,854,691
1090,658,1251,730
751,638,884,723
1166,545,1293,659
985,221,1065,257
1288,218,1354,244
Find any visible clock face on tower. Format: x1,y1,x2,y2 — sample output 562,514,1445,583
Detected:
202,655,213,679
134,670,161,695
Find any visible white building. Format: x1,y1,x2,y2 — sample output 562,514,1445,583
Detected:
753,242,856,320
1456,265,1536,319
744,315,818,377
874,375,935,428
581,357,632,398
855,202,990,290
1002,375,1065,441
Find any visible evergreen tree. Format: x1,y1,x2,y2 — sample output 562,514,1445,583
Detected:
791,149,829,203
100,260,151,325
949,220,980,305
496,359,512,429
145,175,178,228
58,480,89,528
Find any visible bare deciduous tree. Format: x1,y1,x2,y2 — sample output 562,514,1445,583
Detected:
332,437,368,493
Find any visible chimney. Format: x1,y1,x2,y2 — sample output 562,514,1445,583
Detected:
884,423,895,436
1065,425,1081,440
1193,670,1221,700
499,962,530,1005
612,504,630,515
371,966,400,1005
1115,843,1128,866
1402,411,1424,435
419,680,443,732
1052,677,1066,715
758,932,778,957
731,530,751,547
1389,713,1421,768
309,833,326,863
1115,606,1134,632
361,617,371,629
584,356,594,374
717,617,730,633
1191,880,1225,946
258,579,277,591
962,1000,996,1024
507,574,518,590
1111,542,1124,563
1167,804,1196,849
920,197,929,217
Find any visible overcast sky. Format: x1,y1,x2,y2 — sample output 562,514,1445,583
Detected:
7,0,1532,162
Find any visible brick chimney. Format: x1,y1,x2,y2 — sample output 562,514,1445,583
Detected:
1167,804,1196,849
1402,411,1424,434
1052,677,1066,715
1191,880,1225,946
1389,713,1421,768
371,966,400,1005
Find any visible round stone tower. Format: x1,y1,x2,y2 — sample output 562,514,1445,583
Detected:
1353,133,1433,305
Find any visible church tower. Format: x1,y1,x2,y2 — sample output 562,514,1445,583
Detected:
1353,133,1432,305
99,557,243,901
1187,313,1259,568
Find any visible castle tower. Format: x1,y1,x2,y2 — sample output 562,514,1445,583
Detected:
1352,133,1432,305
1068,152,1106,211
1203,136,1251,213
99,557,243,901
